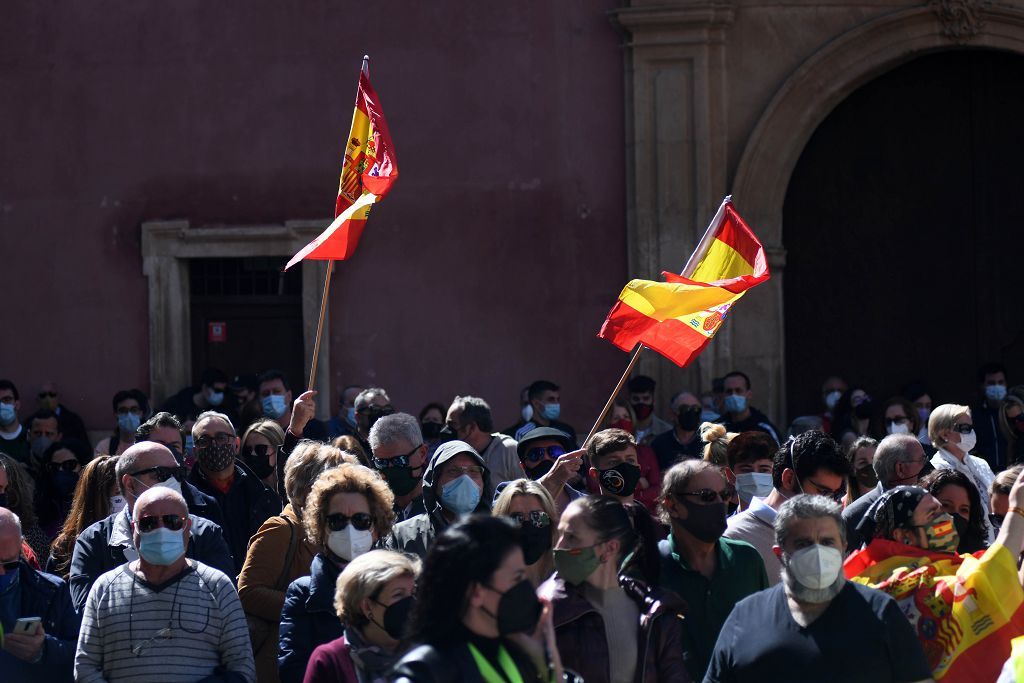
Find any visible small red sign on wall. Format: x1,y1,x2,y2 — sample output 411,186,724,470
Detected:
208,321,227,343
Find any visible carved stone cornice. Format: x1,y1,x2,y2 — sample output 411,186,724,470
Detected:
612,2,736,45
930,0,991,43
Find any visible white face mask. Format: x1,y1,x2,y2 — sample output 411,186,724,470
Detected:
955,430,977,453
521,404,534,423
327,526,374,562
133,475,183,498
109,495,128,516
735,472,773,503
824,391,842,411
886,421,910,436
786,544,843,590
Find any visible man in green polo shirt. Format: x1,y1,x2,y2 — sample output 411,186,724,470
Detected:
658,458,768,680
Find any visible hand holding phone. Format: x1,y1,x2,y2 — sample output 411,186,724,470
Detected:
12,616,41,635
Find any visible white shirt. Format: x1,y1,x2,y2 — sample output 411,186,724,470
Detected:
930,447,996,542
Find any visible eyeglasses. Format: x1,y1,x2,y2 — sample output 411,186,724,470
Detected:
371,445,421,470
676,488,734,503
510,510,551,528
132,627,172,656
325,512,373,532
523,445,566,464
136,514,186,533
47,460,80,473
131,466,186,483
951,423,974,434
38,391,58,399
0,559,19,572
805,478,846,500
358,405,395,417
194,433,235,448
443,465,485,478
116,406,143,416
241,444,279,459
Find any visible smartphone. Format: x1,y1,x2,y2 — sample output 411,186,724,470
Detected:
12,616,41,634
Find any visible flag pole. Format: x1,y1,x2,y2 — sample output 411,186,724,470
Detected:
307,261,334,392
582,345,644,448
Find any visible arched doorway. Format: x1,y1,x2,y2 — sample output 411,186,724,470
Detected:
783,49,1024,417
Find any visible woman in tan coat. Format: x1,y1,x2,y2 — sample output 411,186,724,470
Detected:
238,440,357,682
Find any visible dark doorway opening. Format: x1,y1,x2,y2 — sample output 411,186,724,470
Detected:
189,257,305,389
783,49,1024,419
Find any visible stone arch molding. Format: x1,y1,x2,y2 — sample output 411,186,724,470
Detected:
732,2,1024,245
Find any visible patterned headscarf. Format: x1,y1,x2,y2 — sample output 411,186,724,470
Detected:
857,485,928,541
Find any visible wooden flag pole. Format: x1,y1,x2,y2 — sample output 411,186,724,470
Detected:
581,345,644,448
307,261,335,392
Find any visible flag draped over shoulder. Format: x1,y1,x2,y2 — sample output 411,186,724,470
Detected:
285,58,398,269
597,197,769,367
845,538,1024,682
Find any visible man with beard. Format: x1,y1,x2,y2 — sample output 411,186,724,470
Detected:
704,495,932,683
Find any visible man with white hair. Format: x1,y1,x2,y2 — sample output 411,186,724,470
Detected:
186,411,281,573
444,395,520,486
704,495,933,683
0,507,79,682
369,412,428,521
75,487,255,683
70,441,235,612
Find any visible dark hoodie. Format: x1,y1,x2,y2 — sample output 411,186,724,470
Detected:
383,440,491,559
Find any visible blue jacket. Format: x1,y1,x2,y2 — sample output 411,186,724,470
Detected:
1,561,80,683
69,509,235,613
278,553,343,683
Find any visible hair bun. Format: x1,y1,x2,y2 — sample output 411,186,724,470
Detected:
700,422,726,444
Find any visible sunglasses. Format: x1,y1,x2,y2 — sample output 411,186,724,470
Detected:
523,445,566,464
951,423,974,434
136,514,186,533
510,510,551,528
241,444,279,459
47,460,80,474
194,433,235,448
38,391,58,399
131,466,186,484
325,512,373,532
676,488,735,503
0,559,19,572
371,445,421,470
358,405,395,417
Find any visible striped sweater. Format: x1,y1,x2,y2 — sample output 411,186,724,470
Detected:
74,560,255,683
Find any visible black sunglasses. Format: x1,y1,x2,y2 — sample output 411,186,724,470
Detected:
523,445,566,464
510,510,551,528
951,424,974,434
47,460,80,473
677,488,734,503
371,445,421,470
131,466,186,483
325,512,373,532
241,444,279,459
136,514,186,533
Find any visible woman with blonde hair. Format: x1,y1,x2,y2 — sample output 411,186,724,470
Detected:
929,403,996,541
304,550,421,682
492,479,558,586
238,441,356,683
279,463,396,683
45,455,120,580
701,423,739,509
240,417,286,494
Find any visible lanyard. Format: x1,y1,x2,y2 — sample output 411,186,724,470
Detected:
467,642,525,683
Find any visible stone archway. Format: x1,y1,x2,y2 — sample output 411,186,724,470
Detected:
729,2,1024,422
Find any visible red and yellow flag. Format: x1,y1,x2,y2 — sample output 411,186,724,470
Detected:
845,538,1024,681
286,57,398,269
597,197,769,367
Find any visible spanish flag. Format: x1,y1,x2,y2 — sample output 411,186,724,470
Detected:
597,197,769,367
286,56,398,269
845,538,1024,681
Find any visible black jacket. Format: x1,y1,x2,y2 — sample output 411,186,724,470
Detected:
68,509,235,612
390,635,543,683
2,561,81,683
188,459,283,573
278,553,344,683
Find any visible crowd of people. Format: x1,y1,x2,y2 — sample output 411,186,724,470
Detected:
2,363,1024,682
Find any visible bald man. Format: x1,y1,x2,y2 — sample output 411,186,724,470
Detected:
69,442,235,612
75,488,255,683
0,508,80,682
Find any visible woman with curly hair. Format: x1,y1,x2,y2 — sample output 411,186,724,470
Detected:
278,463,396,683
0,452,49,562
919,468,990,554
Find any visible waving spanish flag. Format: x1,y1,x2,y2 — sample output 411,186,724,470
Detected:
286,56,398,269
845,539,1024,681
597,197,769,367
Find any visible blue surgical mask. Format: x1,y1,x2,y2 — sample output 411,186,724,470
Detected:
207,391,224,407
986,385,1007,402
346,407,356,425
0,403,16,427
118,412,141,434
440,474,481,515
724,394,747,414
542,403,561,421
262,395,287,419
137,526,186,565
184,435,194,454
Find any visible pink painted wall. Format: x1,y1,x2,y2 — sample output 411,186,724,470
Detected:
1,2,630,436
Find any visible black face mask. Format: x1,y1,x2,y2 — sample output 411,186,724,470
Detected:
381,465,422,497
677,407,701,431
676,498,728,543
482,579,542,635
422,422,444,440
54,471,80,498
519,523,553,565
598,463,642,497
244,452,276,480
373,594,415,641
854,400,874,420
953,514,985,554
524,459,555,481
0,492,8,509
